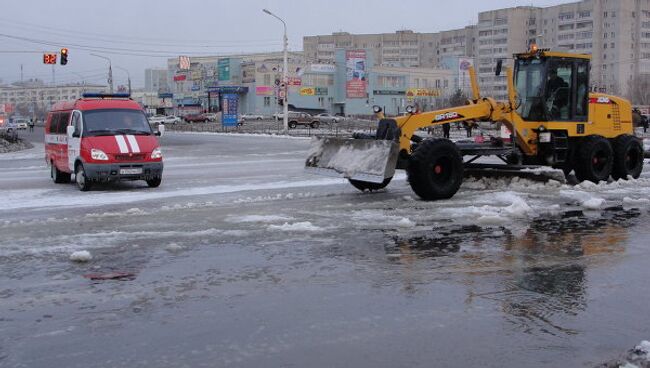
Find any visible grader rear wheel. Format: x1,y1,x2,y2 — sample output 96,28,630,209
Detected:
407,139,463,201
574,135,613,183
611,135,644,180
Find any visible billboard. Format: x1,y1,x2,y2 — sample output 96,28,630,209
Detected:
299,87,316,96
310,64,336,73
221,93,239,127
287,77,302,86
406,88,442,99
256,86,274,96
218,59,230,81
346,50,367,98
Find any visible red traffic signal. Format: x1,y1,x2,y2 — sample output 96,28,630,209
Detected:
60,48,69,65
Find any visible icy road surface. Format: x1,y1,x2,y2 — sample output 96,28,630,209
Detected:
1,130,650,368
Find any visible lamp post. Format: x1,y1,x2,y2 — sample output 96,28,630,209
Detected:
90,53,113,93
263,8,289,132
114,65,132,95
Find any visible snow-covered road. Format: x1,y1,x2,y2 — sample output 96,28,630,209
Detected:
2,131,650,368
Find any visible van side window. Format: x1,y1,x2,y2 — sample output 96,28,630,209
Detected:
57,112,71,134
46,113,57,134
71,111,82,136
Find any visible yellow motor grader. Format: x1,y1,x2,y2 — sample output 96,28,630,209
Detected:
305,47,644,200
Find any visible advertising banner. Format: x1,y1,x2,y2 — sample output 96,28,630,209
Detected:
310,64,336,73
287,77,302,86
406,88,442,98
256,86,274,96
218,59,230,81
173,74,187,82
346,50,367,98
299,87,316,96
221,93,239,127
373,90,405,96
315,87,328,96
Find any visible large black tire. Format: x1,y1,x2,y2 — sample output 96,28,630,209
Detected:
407,139,463,201
611,135,644,180
75,163,92,191
574,135,614,183
349,177,392,192
146,177,162,188
51,162,71,184
288,121,297,129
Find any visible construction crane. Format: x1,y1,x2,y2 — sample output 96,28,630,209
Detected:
306,46,644,200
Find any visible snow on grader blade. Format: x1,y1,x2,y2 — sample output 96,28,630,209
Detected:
305,137,399,184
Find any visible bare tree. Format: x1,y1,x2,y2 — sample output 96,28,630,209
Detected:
627,75,650,106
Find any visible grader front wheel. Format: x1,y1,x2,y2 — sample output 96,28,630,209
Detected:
407,139,464,201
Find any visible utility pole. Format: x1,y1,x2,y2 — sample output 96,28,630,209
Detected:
90,53,114,93
263,9,289,133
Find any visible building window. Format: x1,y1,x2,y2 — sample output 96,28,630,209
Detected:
264,97,271,106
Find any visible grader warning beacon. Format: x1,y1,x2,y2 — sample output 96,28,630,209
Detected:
305,46,644,201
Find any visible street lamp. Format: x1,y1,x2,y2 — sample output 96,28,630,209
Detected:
263,8,289,132
90,53,113,93
114,65,132,95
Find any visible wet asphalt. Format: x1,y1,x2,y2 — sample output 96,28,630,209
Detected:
1,129,649,368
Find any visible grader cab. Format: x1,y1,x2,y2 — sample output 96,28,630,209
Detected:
305,48,645,201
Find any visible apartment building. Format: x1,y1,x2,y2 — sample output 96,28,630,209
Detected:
304,0,650,102
0,82,107,109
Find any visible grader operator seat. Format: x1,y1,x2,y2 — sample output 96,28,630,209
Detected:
514,51,591,124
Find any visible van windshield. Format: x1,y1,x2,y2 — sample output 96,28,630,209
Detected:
82,109,152,136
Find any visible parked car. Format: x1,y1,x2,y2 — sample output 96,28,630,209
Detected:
314,113,342,125
8,118,28,131
183,113,208,123
241,113,264,121
286,112,320,129
203,113,219,122
149,115,181,125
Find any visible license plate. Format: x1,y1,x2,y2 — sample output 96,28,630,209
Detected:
120,168,142,175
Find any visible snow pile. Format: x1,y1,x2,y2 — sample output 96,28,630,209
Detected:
165,243,184,252
69,250,92,262
623,197,650,207
267,222,322,232
396,218,416,228
172,131,311,140
560,190,606,210
599,340,650,368
229,215,294,223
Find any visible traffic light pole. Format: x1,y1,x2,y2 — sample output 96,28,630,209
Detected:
263,9,289,133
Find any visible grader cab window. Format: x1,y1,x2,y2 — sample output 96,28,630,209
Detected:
515,59,546,121
516,57,589,122
545,61,573,121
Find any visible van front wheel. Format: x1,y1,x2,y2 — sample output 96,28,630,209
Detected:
75,163,92,191
146,177,162,188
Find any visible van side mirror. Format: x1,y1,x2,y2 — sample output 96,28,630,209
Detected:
66,125,78,138
495,60,503,76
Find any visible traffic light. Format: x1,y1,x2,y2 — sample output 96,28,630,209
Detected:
60,48,68,65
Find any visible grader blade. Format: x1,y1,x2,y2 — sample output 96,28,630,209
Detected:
463,163,567,183
305,137,399,183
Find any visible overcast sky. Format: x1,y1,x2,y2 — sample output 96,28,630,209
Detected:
1,0,571,88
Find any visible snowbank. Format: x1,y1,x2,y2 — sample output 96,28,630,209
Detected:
69,250,92,262
267,222,322,232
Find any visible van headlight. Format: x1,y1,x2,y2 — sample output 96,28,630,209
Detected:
151,147,163,159
91,149,109,161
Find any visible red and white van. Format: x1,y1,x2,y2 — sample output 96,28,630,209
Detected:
45,93,164,191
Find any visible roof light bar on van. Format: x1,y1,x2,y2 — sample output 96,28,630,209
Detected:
81,93,131,99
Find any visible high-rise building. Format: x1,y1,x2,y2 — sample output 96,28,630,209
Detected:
304,0,650,102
